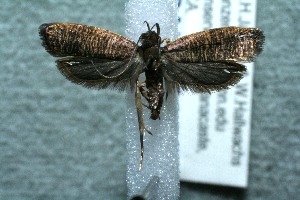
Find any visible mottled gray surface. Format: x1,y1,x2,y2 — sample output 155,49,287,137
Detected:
1,1,127,199
0,0,299,200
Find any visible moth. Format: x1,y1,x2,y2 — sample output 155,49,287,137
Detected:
39,22,264,170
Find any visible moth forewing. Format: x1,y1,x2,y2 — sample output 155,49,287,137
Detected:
164,26,264,63
39,23,137,59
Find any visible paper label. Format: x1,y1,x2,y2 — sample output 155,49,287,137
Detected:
178,0,257,187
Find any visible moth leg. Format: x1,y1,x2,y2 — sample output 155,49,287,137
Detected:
142,103,150,109
161,38,171,45
137,82,153,109
135,80,152,171
138,82,149,100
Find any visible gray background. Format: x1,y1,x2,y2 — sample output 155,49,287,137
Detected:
0,0,299,199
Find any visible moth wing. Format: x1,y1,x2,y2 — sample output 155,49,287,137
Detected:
39,23,143,90
161,26,264,93
161,56,246,93
164,26,264,63
56,55,144,90
39,23,136,59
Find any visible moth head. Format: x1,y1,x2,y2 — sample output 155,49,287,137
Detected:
138,22,161,49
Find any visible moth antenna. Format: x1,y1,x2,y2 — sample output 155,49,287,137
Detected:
150,23,160,35
144,21,151,31
155,23,160,35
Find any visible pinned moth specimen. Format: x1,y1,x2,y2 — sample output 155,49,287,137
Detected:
39,22,264,170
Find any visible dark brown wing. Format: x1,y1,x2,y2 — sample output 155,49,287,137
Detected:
39,23,143,90
164,27,264,63
161,27,264,93
39,23,136,59
161,57,246,93
56,55,143,90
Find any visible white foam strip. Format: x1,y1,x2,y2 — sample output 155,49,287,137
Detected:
125,0,179,199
